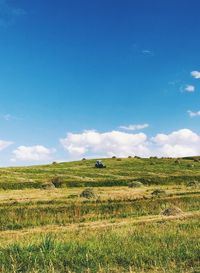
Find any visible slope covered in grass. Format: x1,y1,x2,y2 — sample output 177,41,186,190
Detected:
1,157,200,189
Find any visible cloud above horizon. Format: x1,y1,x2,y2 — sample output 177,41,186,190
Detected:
184,85,195,92
60,128,200,159
191,71,200,79
152,129,200,157
119,123,149,131
188,110,200,117
12,145,56,162
141,49,154,56
0,139,13,151
60,130,149,158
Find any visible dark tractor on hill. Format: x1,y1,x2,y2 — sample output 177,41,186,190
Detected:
95,160,106,168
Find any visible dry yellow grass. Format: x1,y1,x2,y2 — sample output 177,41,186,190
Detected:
0,185,198,204
1,209,199,247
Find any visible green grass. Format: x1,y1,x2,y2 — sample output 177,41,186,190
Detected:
0,157,200,272
0,218,199,273
0,157,200,189
0,193,199,231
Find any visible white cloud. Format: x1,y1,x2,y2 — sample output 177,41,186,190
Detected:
188,110,200,117
12,145,56,162
185,85,195,92
2,114,22,121
191,71,200,79
152,129,200,157
0,140,13,151
119,123,149,131
152,129,199,145
60,128,200,158
142,49,154,56
60,130,150,158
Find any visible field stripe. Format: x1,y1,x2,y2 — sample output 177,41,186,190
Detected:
0,210,199,243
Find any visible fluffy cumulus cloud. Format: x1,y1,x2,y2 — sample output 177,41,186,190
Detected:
60,130,150,158
60,129,200,158
188,110,200,117
152,129,200,157
0,140,13,151
119,123,149,131
12,145,56,162
185,85,195,92
191,71,200,79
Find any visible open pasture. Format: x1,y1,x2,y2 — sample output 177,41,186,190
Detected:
0,157,199,272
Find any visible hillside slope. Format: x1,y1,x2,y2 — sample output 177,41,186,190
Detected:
1,156,200,190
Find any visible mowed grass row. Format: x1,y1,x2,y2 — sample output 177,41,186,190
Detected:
0,193,199,231
0,184,199,205
1,157,200,190
0,217,199,273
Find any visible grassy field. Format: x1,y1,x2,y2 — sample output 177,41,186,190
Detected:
0,157,200,272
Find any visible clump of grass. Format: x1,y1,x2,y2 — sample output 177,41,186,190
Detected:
187,181,199,187
67,194,78,199
161,206,183,216
80,188,96,199
187,164,194,168
174,159,181,164
151,189,166,196
193,158,199,162
150,161,156,165
51,177,63,188
41,182,55,190
128,181,143,188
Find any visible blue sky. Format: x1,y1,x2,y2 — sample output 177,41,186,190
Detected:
1,0,200,166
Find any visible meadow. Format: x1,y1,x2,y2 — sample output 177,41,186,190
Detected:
0,157,199,272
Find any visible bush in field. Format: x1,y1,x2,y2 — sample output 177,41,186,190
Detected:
128,181,143,188
51,177,63,188
80,188,96,199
